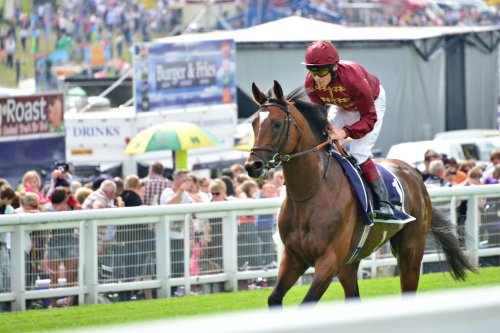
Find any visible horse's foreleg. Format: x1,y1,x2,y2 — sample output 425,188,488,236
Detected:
338,262,361,299
301,252,338,305
268,250,308,308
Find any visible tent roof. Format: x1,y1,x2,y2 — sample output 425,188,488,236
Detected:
155,16,499,45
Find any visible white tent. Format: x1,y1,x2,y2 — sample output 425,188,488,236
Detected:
156,16,500,155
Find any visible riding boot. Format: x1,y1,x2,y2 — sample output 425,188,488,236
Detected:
369,177,396,220
359,158,396,220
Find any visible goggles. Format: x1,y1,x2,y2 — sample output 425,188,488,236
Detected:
307,66,331,78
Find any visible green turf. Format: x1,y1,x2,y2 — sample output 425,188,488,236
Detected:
1,266,499,333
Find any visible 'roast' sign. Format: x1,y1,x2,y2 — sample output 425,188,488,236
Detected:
0,93,64,137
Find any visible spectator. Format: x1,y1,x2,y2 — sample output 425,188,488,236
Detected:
52,178,81,210
20,170,47,204
480,164,500,264
82,180,117,210
44,187,78,307
47,161,74,198
421,149,442,181
205,179,228,272
219,175,236,200
444,167,457,185
424,159,452,188
159,170,191,205
15,192,45,302
457,159,476,181
230,163,246,182
463,166,484,186
272,169,286,198
481,149,500,183
444,157,467,184
5,35,15,69
256,183,277,267
142,161,171,205
159,169,191,280
75,187,92,205
484,165,500,185
198,177,211,198
236,179,262,270
0,186,15,312
115,175,154,301
186,174,210,203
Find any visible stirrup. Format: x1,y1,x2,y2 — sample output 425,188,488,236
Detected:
373,204,396,220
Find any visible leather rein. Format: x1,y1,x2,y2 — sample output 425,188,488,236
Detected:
250,101,345,202
250,101,346,168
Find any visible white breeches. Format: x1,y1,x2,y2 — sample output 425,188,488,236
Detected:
328,85,386,164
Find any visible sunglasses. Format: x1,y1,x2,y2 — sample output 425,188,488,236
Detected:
308,68,331,77
211,192,221,196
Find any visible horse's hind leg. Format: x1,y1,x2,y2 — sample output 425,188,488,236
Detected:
268,250,308,308
391,229,426,293
338,262,361,299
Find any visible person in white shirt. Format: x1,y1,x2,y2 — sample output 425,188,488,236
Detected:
159,170,191,205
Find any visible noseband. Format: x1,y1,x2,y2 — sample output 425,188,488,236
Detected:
250,101,300,168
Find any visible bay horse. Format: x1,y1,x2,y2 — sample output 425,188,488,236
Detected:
245,80,476,307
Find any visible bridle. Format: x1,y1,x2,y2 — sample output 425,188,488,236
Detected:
250,100,333,169
250,101,296,168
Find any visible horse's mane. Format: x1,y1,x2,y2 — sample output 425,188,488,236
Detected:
282,86,330,143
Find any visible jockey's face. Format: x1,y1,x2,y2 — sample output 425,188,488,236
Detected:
310,64,337,88
312,71,332,88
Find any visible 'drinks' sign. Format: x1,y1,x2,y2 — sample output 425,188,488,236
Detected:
0,93,64,137
133,39,236,112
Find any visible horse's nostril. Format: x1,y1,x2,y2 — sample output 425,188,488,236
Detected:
254,161,263,168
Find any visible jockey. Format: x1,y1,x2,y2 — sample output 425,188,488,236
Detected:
302,40,395,220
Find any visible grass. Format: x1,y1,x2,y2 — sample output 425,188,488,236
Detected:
0,266,499,333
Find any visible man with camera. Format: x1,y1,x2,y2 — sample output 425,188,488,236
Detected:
46,161,81,209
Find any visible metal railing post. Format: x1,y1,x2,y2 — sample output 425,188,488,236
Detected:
11,225,26,311
223,211,238,292
465,195,479,266
156,216,169,298
83,220,99,304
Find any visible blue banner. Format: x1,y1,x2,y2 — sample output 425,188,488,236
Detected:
133,39,236,112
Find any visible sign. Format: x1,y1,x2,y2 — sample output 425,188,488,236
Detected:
0,93,64,139
133,39,236,112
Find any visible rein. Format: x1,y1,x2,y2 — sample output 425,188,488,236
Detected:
251,100,348,202
250,101,347,168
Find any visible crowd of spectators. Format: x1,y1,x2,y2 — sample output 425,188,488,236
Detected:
1,0,498,86
0,160,285,310
1,147,500,309
419,148,500,265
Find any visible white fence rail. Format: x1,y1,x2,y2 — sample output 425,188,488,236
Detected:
0,185,499,311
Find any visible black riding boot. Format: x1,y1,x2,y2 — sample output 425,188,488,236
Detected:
370,177,396,220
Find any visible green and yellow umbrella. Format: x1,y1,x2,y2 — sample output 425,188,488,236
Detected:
124,121,220,169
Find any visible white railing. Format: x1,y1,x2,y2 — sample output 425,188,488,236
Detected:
0,185,499,311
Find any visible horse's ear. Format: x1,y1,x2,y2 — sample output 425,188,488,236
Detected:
273,80,285,102
252,82,267,105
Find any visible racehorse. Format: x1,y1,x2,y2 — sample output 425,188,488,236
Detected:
245,80,476,307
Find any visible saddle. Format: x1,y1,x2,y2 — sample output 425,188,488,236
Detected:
329,149,415,225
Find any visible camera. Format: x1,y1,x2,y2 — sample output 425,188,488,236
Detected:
54,161,69,173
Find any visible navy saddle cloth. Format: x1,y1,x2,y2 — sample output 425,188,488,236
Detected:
330,150,415,225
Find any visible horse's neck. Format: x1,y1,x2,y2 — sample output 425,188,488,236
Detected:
282,146,335,199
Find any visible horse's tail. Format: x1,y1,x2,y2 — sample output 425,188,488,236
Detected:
430,206,478,281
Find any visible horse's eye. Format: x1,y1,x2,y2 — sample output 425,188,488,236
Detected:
272,120,282,130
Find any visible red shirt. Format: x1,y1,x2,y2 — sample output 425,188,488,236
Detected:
305,60,380,139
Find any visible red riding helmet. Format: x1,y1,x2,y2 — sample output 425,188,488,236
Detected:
302,41,339,66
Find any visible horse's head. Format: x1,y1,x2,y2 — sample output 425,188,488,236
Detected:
245,80,326,179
